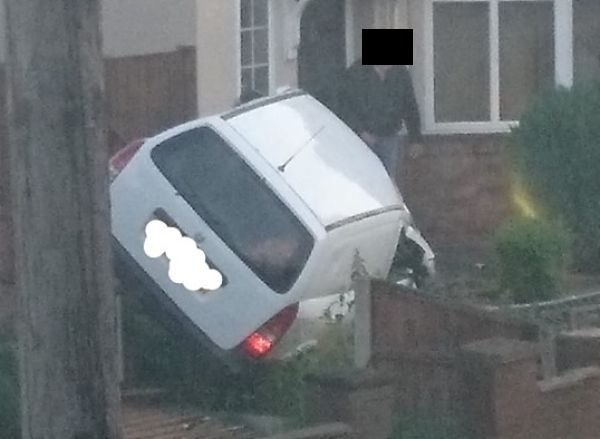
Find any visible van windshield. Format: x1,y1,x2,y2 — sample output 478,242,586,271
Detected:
151,127,314,294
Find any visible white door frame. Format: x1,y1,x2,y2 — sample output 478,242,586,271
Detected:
345,0,356,66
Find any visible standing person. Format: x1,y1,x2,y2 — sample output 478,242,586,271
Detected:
336,63,423,184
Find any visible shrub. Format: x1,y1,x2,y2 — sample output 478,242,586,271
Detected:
494,217,570,304
303,321,354,374
510,82,600,272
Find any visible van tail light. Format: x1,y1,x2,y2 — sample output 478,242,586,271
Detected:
108,138,146,181
240,303,299,359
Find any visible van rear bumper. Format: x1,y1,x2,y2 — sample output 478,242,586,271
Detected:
112,238,255,373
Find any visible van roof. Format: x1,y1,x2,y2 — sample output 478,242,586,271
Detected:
222,92,403,228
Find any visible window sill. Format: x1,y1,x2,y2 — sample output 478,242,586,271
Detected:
422,121,519,136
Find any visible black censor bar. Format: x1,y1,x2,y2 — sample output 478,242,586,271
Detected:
362,29,413,65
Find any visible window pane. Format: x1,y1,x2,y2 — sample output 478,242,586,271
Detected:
574,0,600,83
434,2,490,122
241,0,251,29
499,2,554,120
254,66,269,95
151,127,314,294
253,29,269,65
253,0,268,27
241,30,252,66
241,68,253,92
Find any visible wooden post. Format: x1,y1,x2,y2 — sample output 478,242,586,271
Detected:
352,251,371,369
5,1,123,437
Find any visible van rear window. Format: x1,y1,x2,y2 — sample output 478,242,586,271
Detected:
151,127,314,294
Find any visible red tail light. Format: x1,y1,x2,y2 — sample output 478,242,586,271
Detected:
109,138,146,181
241,303,299,359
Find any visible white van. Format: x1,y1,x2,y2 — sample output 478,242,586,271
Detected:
110,91,434,368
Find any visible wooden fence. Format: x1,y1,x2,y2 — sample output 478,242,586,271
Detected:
105,46,197,152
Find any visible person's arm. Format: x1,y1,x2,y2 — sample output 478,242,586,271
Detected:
399,67,424,144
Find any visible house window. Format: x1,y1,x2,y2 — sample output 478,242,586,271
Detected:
240,0,270,95
434,2,490,122
426,0,571,133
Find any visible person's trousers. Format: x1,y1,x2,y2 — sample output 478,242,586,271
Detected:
371,134,406,184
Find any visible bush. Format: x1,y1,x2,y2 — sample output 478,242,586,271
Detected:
510,82,600,272
494,217,570,304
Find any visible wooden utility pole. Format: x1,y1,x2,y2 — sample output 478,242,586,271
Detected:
5,1,122,438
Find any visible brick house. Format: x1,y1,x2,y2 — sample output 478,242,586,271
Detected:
2,1,600,321
2,0,600,246
193,0,600,251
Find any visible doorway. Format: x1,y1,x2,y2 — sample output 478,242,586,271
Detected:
298,0,347,110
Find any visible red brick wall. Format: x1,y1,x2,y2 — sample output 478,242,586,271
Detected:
370,281,536,419
371,282,600,439
371,281,534,358
399,135,514,251
556,329,600,372
464,338,600,439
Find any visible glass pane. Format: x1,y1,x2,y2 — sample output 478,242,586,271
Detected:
253,28,269,65
574,0,600,83
241,0,252,29
254,66,269,95
151,127,314,293
241,68,253,92
500,2,554,120
253,0,269,27
241,30,252,66
434,2,490,122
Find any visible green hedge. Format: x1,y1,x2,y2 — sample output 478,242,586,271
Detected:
510,82,600,272
495,217,570,304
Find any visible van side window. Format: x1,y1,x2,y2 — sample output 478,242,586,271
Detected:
151,127,314,294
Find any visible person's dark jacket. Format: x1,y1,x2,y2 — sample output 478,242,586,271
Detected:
336,63,423,143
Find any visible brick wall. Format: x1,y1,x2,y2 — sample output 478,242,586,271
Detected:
370,280,536,419
258,423,353,439
399,134,514,251
371,282,600,439
371,280,535,358
464,337,600,439
556,328,600,372
306,371,395,439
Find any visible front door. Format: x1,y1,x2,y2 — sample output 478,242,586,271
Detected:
298,0,346,111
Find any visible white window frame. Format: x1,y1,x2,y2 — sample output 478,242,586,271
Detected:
236,0,274,97
423,0,573,135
